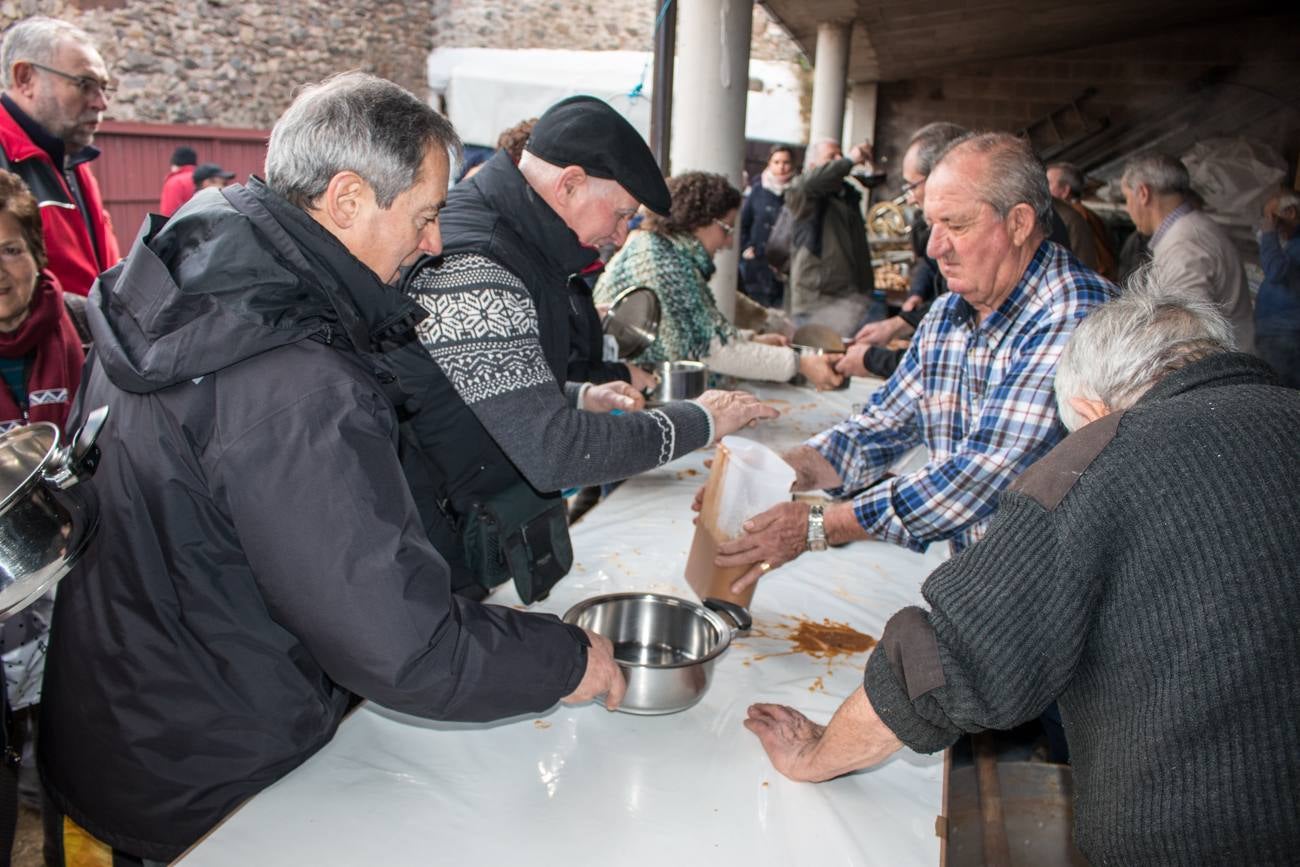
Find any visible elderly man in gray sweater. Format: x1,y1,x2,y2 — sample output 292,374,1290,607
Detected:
743,284,1300,865
1121,152,1254,352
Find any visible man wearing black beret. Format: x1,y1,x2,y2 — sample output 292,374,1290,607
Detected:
398,95,775,598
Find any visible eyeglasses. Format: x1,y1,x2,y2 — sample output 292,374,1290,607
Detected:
713,218,735,236
27,62,116,100
900,177,926,197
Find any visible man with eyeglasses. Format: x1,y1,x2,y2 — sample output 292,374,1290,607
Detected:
838,121,968,379
0,16,119,296
398,95,777,599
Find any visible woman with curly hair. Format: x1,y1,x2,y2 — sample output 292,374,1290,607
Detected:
595,171,841,388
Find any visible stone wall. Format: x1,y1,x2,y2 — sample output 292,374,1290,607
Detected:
1,1,804,129
430,0,803,64
2,0,435,128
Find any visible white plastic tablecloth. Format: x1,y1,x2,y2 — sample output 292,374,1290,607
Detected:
179,378,947,866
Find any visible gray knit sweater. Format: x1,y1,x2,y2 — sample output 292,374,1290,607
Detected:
407,252,712,490
866,353,1300,865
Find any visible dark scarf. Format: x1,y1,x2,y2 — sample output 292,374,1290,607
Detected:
0,272,85,432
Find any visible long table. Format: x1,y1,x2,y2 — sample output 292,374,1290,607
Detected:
178,378,948,866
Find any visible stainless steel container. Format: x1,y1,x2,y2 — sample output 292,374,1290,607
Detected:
0,407,108,620
645,360,707,404
602,285,661,360
563,593,751,715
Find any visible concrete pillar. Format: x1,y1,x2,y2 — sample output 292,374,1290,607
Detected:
808,21,851,148
669,0,752,321
843,81,878,152
844,81,879,214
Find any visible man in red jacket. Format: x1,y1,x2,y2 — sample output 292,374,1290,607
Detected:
0,16,120,296
157,145,197,216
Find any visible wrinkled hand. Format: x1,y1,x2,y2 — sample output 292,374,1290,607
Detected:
798,353,844,389
852,316,909,347
562,629,626,711
584,381,645,413
627,364,659,394
849,141,873,166
744,703,826,781
752,332,790,347
715,501,810,593
834,343,869,377
695,390,781,441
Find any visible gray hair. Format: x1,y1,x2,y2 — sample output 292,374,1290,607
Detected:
934,132,1054,234
1,16,97,89
804,137,841,170
265,72,462,210
1055,269,1234,431
1273,190,1300,213
1121,152,1190,197
906,122,967,178
1047,161,1085,198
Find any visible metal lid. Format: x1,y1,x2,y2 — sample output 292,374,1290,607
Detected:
603,286,661,360
0,423,59,513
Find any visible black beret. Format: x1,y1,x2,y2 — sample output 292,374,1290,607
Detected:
526,95,671,216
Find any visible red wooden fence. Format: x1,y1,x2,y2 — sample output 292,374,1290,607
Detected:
92,120,270,252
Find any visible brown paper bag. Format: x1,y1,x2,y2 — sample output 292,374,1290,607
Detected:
683,437,796,608
684,442,754,608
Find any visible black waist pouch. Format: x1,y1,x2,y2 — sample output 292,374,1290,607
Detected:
462,483,573,605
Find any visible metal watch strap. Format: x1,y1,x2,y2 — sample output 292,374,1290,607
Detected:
806,504,827,552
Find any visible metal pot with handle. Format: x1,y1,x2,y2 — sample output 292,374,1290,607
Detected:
563,592,751,715
644,360,707,404
0,406,108,620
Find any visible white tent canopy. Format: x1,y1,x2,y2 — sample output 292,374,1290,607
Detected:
427,46,805,149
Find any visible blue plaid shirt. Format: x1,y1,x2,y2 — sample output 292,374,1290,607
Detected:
807,241,1114,554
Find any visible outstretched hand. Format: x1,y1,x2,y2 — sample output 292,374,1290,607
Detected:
745,703,826,781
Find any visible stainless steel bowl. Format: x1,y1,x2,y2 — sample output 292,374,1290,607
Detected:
0,407,107,620
645,360,707,404
602,286,661,360
563,593,751,715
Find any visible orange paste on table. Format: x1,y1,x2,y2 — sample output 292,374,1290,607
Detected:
749,616,877,662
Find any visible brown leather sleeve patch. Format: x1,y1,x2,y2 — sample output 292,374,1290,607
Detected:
880,606,946,700
1009,411,1123,511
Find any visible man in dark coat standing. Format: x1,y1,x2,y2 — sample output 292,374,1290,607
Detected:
37,73,625,864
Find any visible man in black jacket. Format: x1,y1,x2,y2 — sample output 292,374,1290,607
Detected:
744,287,1300,864
399,96,777,595
37,73,625,864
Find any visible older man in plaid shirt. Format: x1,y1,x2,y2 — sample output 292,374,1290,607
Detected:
714,132,1114,593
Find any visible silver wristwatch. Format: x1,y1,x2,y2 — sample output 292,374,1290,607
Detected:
806,504,827,552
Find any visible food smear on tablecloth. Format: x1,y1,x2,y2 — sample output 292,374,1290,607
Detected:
747,616,877,663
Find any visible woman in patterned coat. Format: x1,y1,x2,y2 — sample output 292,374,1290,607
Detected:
595,172,841,389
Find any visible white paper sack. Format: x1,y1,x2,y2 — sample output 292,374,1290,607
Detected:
713,435,795,538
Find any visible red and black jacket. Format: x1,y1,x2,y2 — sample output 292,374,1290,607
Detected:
0,99,120,296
